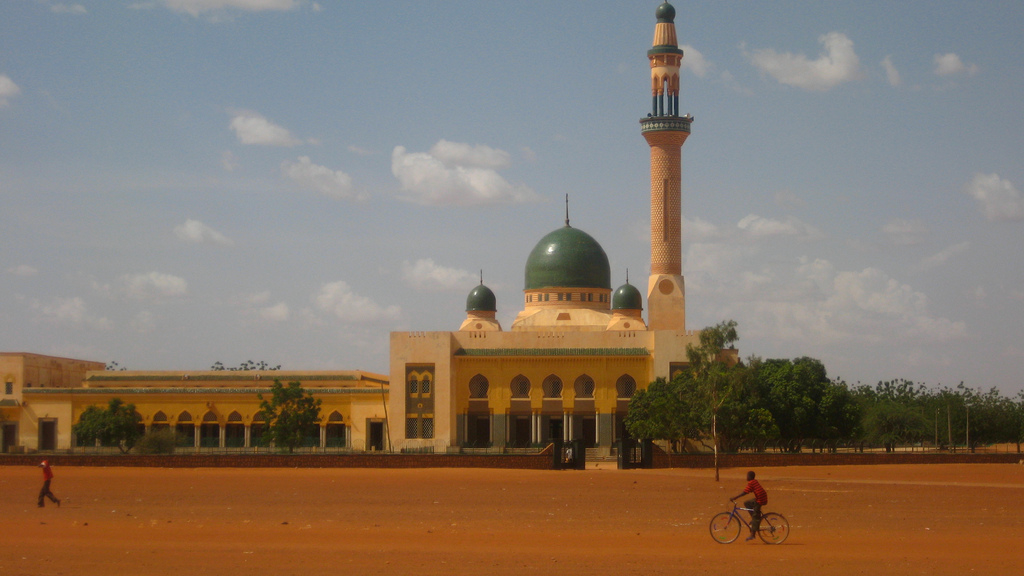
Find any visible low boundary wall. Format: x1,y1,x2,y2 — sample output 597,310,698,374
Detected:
0,448,554,470
2,447,1020,470
652,449,1022,468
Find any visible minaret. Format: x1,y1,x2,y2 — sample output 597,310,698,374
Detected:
641,1,690,331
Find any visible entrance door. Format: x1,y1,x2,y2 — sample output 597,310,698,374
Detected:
1,423,16,452
548,418,563,443
467,416,490,447
512,416,531,447
581,417,597,448
368,421,385,451
39,420,57,451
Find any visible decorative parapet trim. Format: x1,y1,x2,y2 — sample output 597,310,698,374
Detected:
640,116,691,133
24,387,383,396
455,347,649,357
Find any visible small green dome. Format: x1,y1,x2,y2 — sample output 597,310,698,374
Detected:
524,226,611,291
611,282,643,310
655,2,676,23
466,284,497,312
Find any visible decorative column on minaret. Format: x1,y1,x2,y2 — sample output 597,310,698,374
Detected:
641,2,691,331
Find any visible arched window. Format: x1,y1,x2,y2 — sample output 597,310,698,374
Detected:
227,411,243,422
574,375,595,399
510,375,531,399
177,411,193,423
469,374,489,399
328,411,344,422
202,411,218,422
616,375,637,399
542,375,563,399
152,411,167,422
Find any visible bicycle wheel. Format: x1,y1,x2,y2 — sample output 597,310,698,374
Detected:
757,512,790,544
709,512,741,544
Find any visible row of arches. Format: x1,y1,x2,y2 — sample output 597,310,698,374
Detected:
468,373,638,400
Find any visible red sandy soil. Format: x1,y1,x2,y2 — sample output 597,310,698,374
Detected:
2,463,1022,576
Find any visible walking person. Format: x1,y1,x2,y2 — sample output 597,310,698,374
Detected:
730,470,766,540
37,459,60,508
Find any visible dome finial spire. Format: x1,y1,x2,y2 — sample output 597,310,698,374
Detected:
480,269,484,285
565,193,570,227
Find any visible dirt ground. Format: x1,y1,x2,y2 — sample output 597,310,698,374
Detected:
1,462,1022,576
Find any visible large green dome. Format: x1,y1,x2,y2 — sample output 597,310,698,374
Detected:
524,226,611,290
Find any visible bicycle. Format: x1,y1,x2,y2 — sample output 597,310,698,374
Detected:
709,502,790,544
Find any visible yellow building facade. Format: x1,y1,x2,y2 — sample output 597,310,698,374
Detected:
2,354,388,453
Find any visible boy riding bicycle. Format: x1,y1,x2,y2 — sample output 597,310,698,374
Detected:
730,470,767,541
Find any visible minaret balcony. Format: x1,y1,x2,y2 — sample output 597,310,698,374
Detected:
640,115,691,133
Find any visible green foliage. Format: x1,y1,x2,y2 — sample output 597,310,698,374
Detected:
136,428,178,454
212,360,281,371
257,379,322,453
624,377,701,446
72,398,142,453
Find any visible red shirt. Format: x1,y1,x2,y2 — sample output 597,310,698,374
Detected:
744,479,767,505
41,463,54,481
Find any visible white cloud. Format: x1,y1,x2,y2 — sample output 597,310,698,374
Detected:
174,219,234,245
0,75,21,107
258,302,290,322
918,241,970,271
429,139,510,170
402,259,478,291
934,53,978,77
882,218,928,246
31,297,112,330
314,280,400,323
7,264,39,277
229,111,302,147
391,142,540,206
680,44,711,78
162,0,298,17
51,4,87,14
881,55,901,87
963,173,1024,221
747,32,863,91
737,214,822,240
120,272,188,300
684,216,724,242
281,156,359,200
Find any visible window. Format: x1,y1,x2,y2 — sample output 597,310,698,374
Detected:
542,375,563,398
421,378,431,395
408,379,419,395
469,374,489,398
4,382,12,395
574,375,595,399
510,375,531,398
616,375,637,399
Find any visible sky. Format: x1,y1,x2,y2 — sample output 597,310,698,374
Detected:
2,1,1023,395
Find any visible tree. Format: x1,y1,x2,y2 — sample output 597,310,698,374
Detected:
686,319,741,481
212,360,281,371
624,377,701,451
257,379,322,453
72,398,142,453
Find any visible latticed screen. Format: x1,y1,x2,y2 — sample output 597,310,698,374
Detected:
574,375,595,398
405,364,435,439
511,375,531,398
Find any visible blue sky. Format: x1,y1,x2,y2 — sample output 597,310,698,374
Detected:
2,1,1022,395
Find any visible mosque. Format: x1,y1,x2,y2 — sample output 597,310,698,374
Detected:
2,3,703,457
